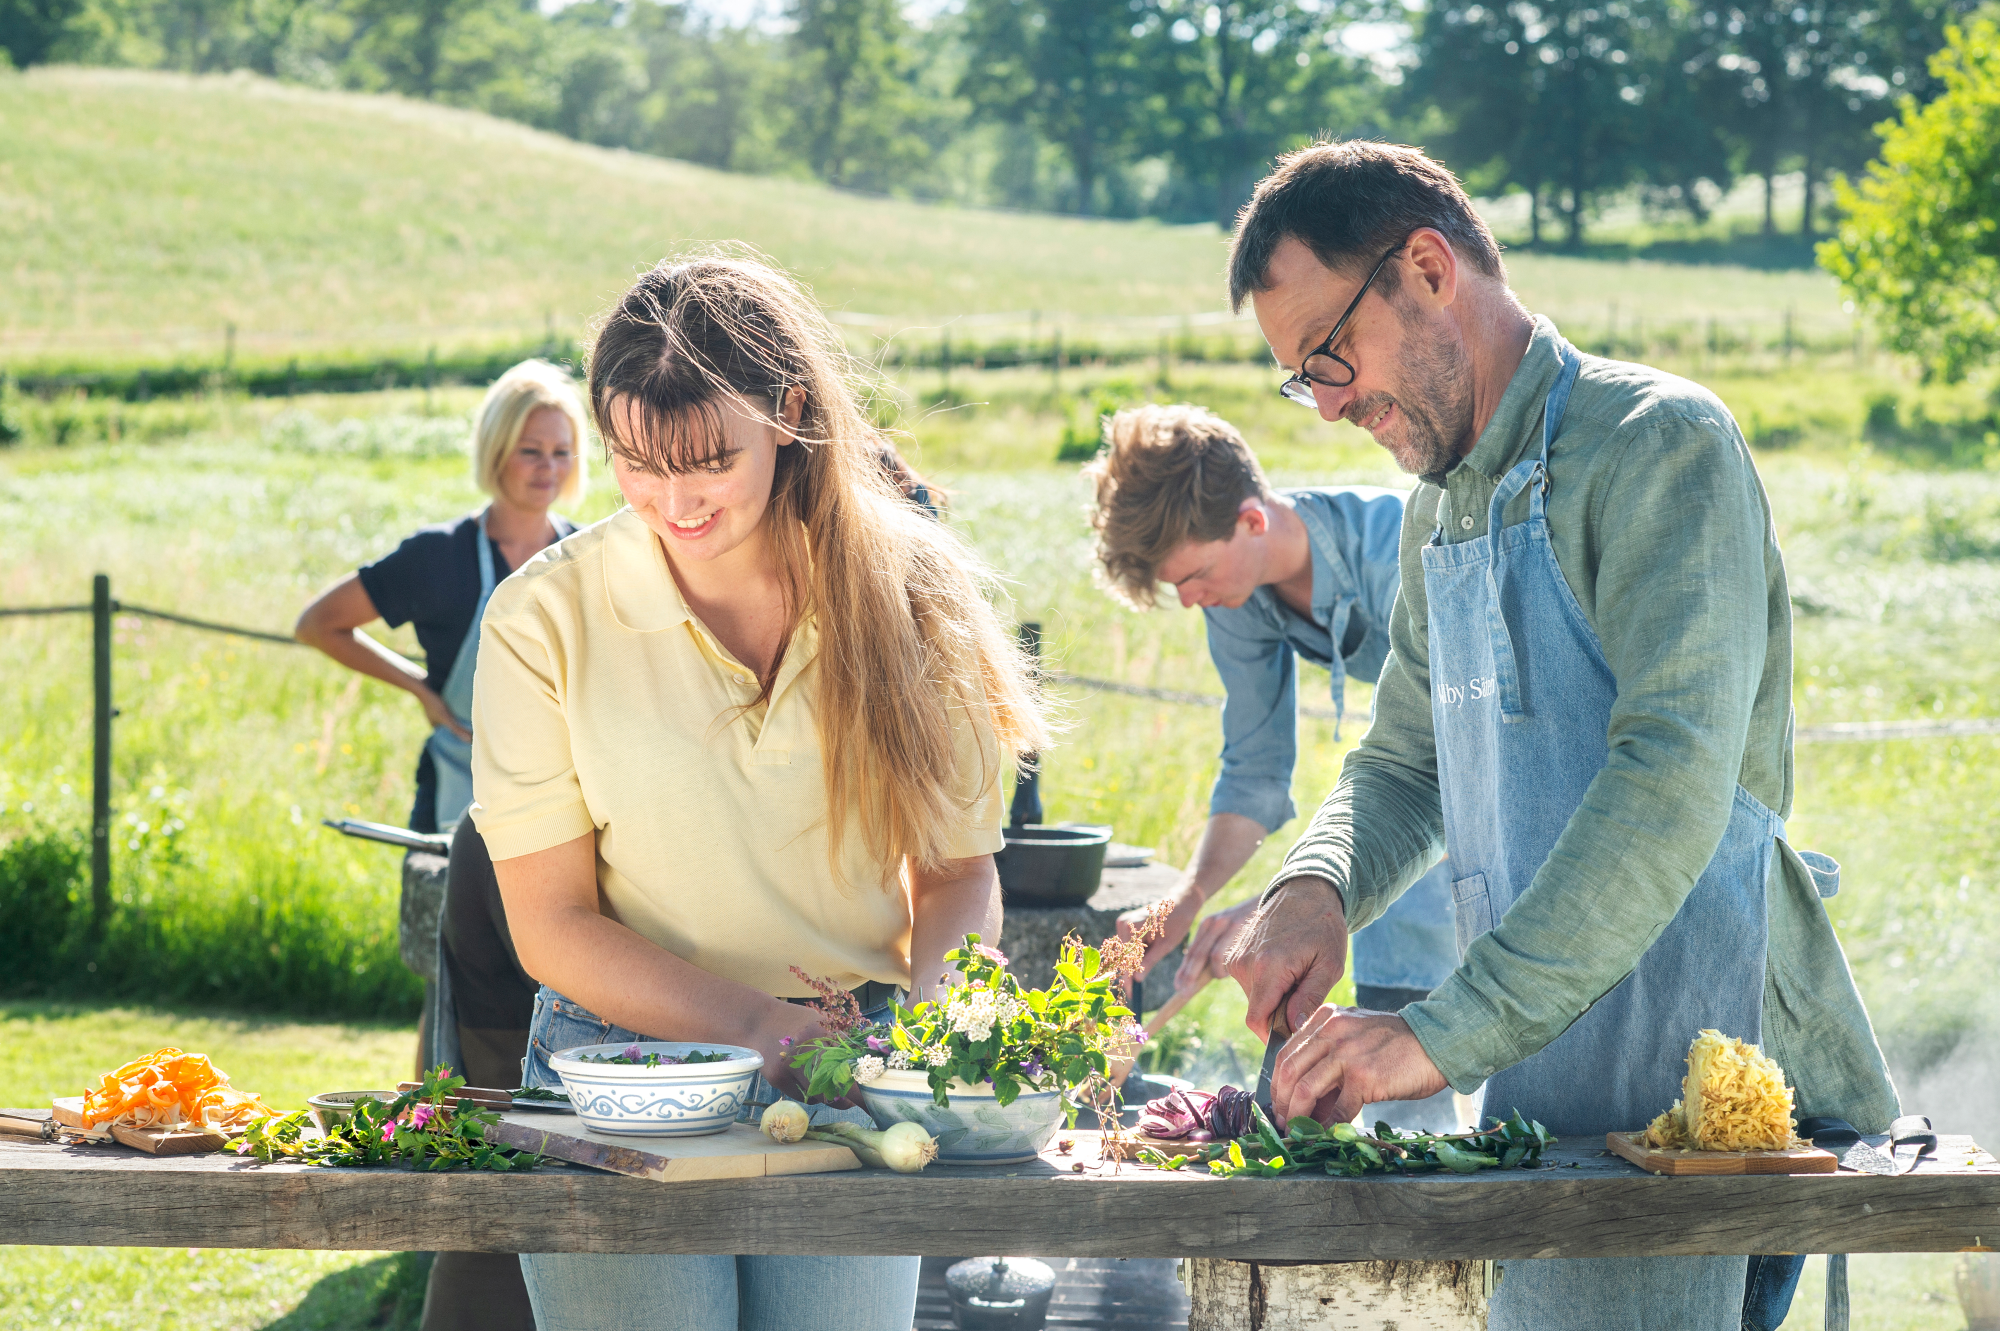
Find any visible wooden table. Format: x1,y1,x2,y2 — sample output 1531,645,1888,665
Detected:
5,1128,1994,1260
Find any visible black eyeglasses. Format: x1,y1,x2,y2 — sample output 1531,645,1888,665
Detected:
1278,242,1405,407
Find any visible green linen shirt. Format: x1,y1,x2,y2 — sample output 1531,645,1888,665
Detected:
1270,316,1900,1131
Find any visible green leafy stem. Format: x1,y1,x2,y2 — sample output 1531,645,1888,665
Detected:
233,1065,542,1172
1141,1105,1557,1178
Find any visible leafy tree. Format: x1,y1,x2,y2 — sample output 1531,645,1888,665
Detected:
0,0,82,66
1143,0,1378,227
1820,14,2000,381
788,0,939,188
960,0,1154,213
1408,0,1666,245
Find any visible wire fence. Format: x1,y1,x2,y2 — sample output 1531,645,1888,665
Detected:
5,576,1990,925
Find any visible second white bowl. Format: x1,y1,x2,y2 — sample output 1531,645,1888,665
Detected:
548,1042,764,1137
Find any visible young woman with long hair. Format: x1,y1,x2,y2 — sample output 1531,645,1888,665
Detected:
471,251,1046,1329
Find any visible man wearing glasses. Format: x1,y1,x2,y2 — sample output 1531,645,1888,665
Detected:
1220,140,1895,1330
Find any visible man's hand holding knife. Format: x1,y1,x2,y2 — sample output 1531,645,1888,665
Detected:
1227,876,1450,1125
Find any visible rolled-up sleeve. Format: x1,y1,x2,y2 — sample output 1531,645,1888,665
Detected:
469,595,596,861
1205,606,1298,833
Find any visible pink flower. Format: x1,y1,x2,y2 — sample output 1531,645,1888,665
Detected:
864,1036,889,1052
779,1037,793,1048
409,1103,436,1131
974,944,1009,966
380,1121,396,1143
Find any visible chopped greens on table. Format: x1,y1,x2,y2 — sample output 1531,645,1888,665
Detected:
785,930,1149,1119
578,1045,735,1067
233,1066,541,1172
1136,1085,1557,1178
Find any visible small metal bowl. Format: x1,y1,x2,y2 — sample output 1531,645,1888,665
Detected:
306,1090,399,1134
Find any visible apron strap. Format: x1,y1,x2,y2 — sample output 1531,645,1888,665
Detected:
1483,340,1584,722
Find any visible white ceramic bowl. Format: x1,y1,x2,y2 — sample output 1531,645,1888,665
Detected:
548,1042,764,1137
855,1068,1066,1164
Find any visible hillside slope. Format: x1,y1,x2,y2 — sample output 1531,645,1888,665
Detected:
0,68,1235,360
0,67,1845,364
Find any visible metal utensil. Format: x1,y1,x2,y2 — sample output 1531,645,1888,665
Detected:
1890,1114,1935,1174
1835,1140,1895,1175
1254,1006,1293,1119
323,818,451,853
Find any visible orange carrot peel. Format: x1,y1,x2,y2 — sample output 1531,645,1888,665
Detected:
80,1047,273,1132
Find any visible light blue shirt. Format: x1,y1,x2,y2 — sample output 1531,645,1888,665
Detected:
1205,486,1404,831
1202,486,1454,992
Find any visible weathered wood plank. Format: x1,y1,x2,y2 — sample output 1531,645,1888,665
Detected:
3,1131,1995,1258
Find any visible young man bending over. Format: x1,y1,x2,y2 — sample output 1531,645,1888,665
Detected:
1090,403,1459,1131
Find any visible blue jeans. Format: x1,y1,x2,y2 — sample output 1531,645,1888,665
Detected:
519,988,915,1331
1742,1254,1806,1330
519,1252,922,1331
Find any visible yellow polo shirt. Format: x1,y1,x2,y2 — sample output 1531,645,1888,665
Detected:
468,507,1007,996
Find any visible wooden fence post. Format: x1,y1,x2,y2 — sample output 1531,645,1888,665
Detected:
91,573,112,931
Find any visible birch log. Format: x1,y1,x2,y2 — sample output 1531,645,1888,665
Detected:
1187,1259,1487,1330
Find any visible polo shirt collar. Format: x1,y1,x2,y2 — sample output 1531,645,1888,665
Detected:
1445,315,1565,484
603,507,694,633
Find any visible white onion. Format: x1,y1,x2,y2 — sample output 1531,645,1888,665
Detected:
759,1100,811,1143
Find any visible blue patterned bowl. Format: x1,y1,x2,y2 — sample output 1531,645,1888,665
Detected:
855,1069,1066,1164
548,1042,763,1137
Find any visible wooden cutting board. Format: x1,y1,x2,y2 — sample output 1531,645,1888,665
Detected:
1607,1131,1836,1175
484,1111,861,1182
50,1096,235,1156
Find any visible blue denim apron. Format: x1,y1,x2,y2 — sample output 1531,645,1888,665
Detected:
425,509,496,833
1421,339,1774,1329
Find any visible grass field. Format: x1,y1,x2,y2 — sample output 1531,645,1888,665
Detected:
1,67,1863,372
1,362,1994,1328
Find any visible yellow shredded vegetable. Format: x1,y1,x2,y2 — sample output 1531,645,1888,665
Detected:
1642,1029,1800,1151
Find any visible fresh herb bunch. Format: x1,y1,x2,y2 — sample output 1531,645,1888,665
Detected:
1142,1106,1556,1178
234,1066,541,1171
509,1086,569,1103
579,1045,732,1067
789,932,1139,1113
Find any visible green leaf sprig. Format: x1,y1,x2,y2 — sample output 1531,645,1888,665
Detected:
788,932,1135,1116
1140,1105,1556,1178
233,1065,541,1172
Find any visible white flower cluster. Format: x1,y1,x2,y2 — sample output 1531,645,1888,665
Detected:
852,1055,886,1085
944,988,1025,1042
887,1048,913,1070
922,1046,951,1068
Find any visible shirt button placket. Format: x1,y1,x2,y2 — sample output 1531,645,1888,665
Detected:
1460,515,1475,532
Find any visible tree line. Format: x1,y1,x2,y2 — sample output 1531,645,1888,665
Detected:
0,0,1983,238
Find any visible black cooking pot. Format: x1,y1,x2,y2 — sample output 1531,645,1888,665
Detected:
995,823,1111,907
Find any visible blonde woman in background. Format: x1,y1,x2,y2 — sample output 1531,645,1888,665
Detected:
295,358,589,1331
297,358,589,833
473,252,1046,1329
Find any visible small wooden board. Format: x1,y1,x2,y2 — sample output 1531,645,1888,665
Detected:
485,1111,861,1182
50,1097,234,1156
1607,1131,1836,1175
1129,1132,1216,1162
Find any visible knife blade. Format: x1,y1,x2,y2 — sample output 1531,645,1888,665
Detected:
1253,1006,1294,1119
1890,1114,1935,1174
1835,1140,1895,1175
